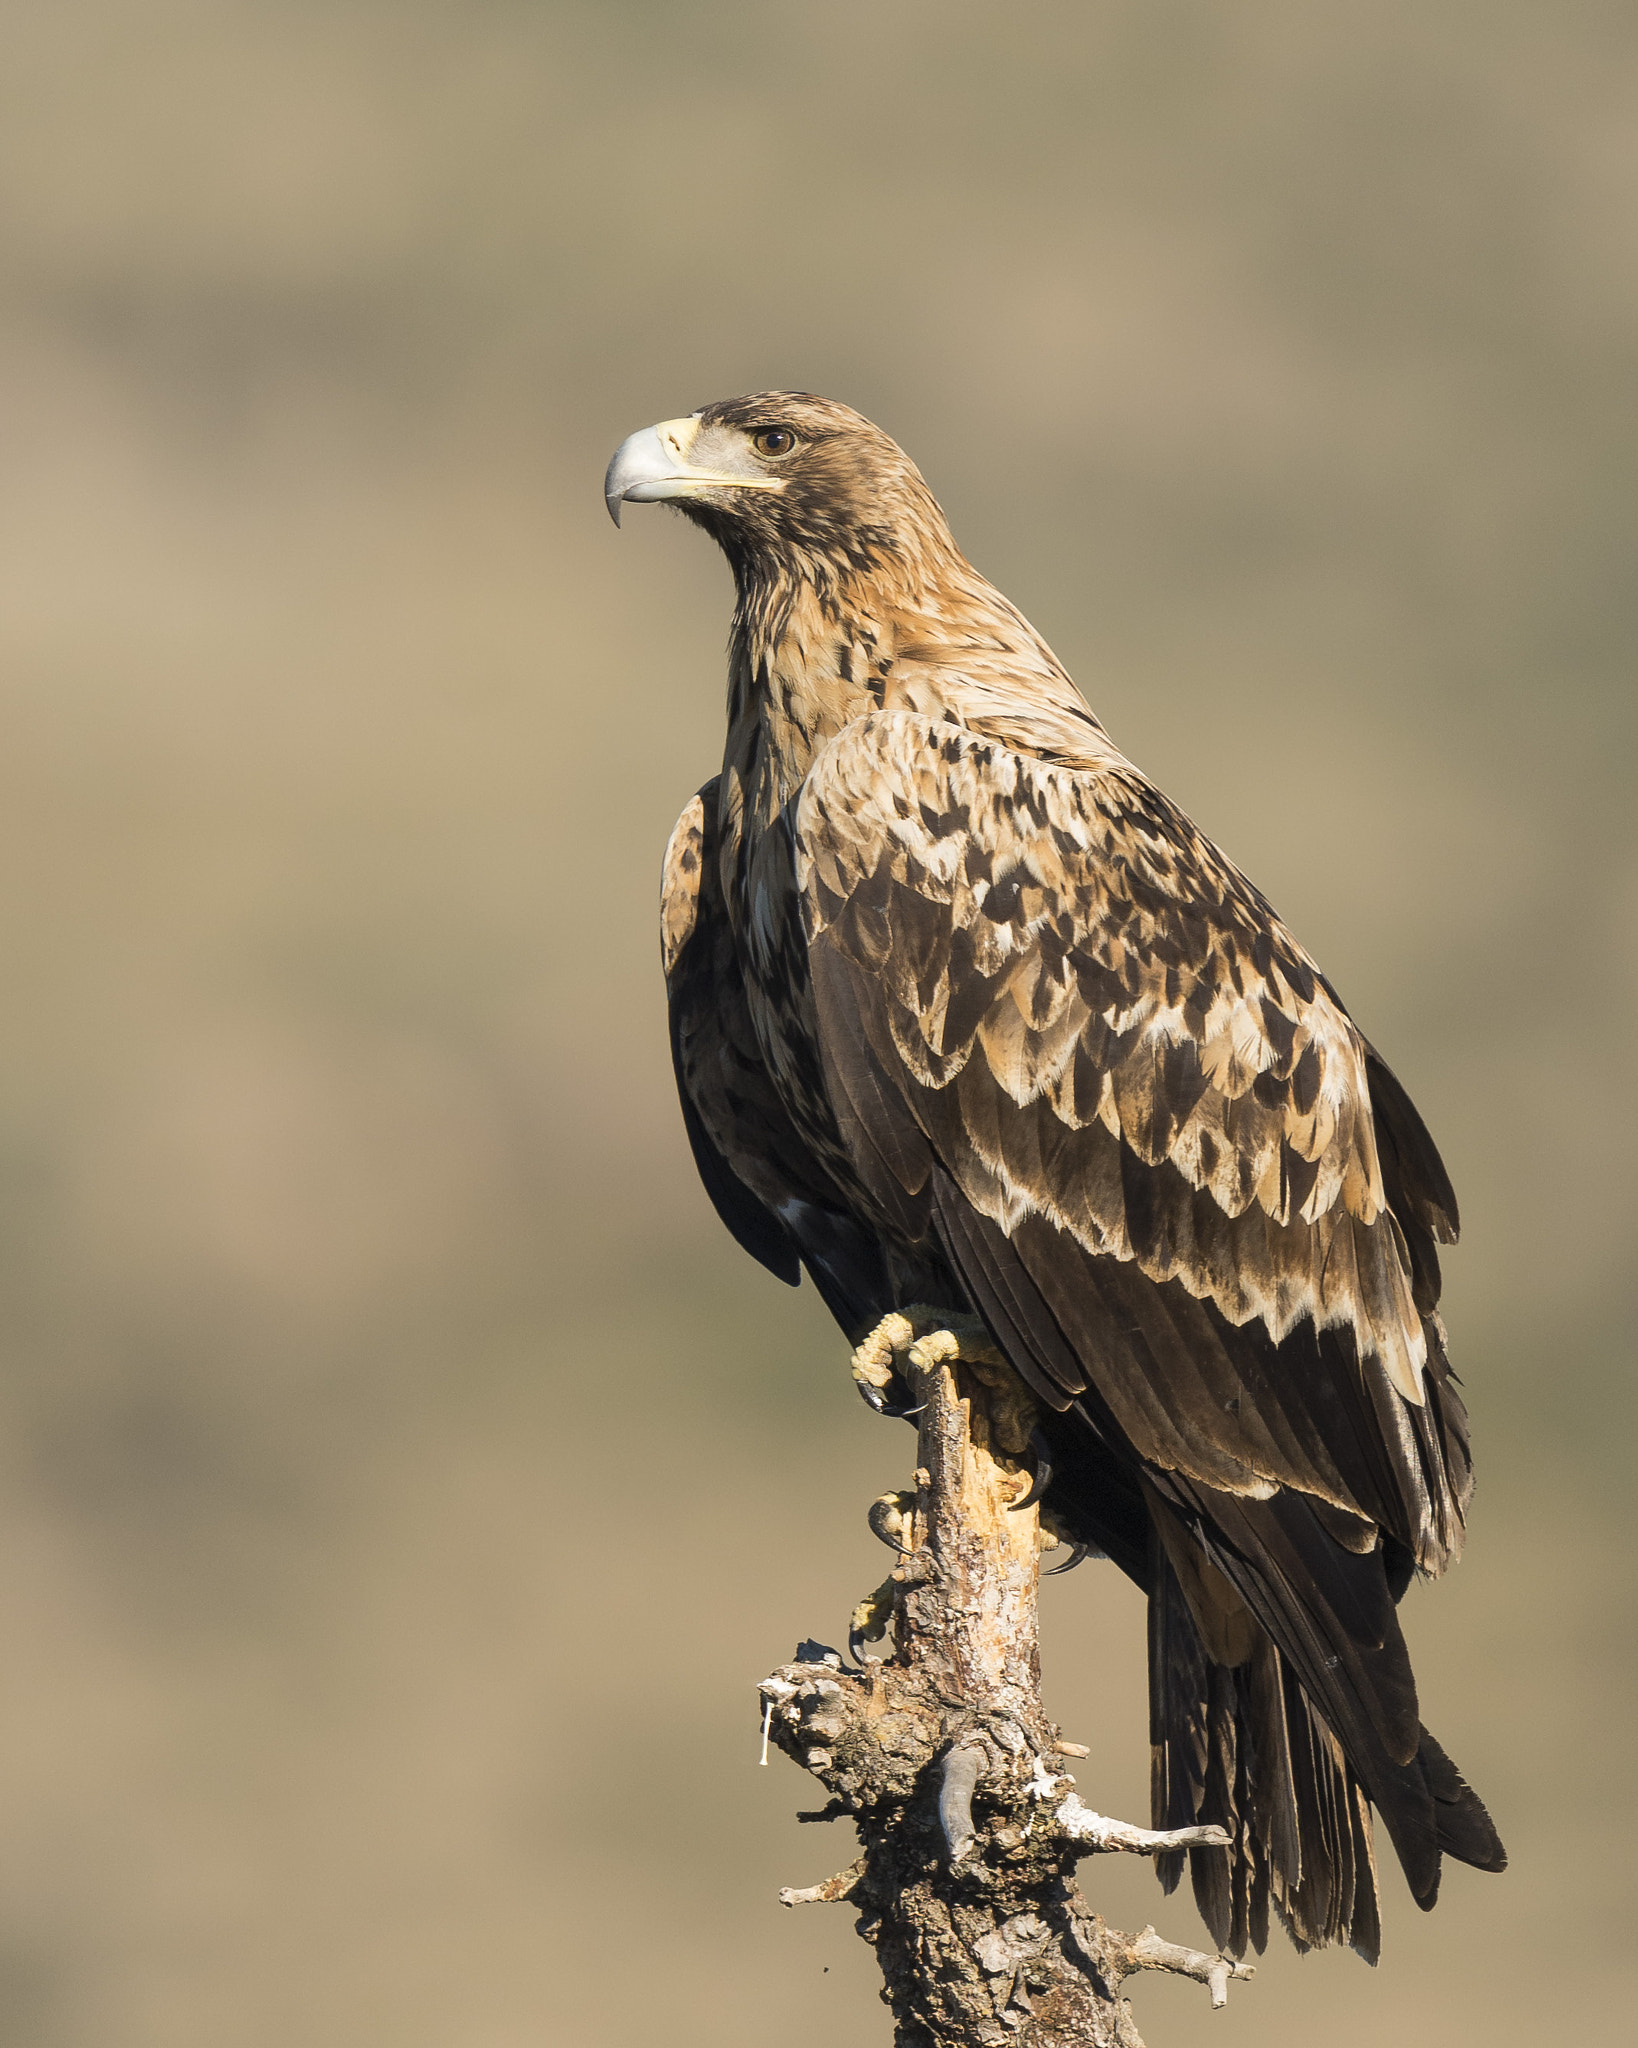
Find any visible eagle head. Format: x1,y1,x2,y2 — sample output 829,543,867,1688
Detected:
605,392,952,586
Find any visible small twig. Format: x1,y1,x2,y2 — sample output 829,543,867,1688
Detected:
1122,1926,1256,2011
1056,1792,1232,1857
779,1856,866,1908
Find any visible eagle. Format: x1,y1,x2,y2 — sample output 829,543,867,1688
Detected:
605,393,1504,1962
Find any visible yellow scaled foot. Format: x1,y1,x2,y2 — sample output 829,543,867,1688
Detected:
849,1305,1004,1409
867,1490,918,1553
848,1577,896,1659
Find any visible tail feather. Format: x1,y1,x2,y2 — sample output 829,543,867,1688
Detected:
1418,1726,1507,1876
1269,1654,1381,1958
1147,1528,1503,1959
1149,1543,1386,1960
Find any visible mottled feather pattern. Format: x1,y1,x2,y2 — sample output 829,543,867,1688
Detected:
663,778,912,1329
796,710,1429,1405
659,791,707,978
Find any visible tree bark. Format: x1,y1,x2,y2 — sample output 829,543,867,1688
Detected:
760,1313,1253,2047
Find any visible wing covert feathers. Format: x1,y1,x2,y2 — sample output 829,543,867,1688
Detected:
798,711,1429,1394
663,782,893,1327
662,788,801,1285
798,711,1469,1566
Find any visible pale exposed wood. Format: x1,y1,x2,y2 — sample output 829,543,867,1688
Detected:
758,1317,1256,2046
899,1315,1042,1721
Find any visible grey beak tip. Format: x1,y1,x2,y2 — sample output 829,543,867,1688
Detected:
606,494,623,528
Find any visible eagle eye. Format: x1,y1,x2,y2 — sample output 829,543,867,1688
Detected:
752,427,797,458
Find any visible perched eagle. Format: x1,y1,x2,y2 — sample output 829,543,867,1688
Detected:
606,393,1504,1961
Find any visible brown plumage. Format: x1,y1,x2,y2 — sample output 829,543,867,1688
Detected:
611,392,1504,1961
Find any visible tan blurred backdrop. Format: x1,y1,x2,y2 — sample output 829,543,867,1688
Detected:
0,3,1632,2043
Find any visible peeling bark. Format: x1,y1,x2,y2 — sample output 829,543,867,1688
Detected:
761,1317,1253,2046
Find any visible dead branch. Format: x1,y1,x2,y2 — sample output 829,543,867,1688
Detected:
1055,1796,1233,1859
1120,1929,1256,2014
757,1312,1256,2046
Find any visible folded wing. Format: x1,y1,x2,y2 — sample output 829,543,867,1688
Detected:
792,710,1501,1950
663,780,891,1328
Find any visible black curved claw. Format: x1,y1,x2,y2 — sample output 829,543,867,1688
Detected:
846,1624,875,1670
1008,1427,1054,1512
1045,1541,1091,1576
856,1377,925,1420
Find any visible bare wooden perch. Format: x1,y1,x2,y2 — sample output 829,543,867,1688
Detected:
759,1313,1254,2046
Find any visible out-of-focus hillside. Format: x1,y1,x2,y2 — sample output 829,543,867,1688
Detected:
0,4,1631,2043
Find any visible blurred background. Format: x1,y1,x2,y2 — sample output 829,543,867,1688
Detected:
0,2,1631,2042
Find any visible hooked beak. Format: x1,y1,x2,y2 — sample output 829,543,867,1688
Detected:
604,414,785,527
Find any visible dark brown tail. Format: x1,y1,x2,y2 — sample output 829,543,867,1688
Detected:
1148,1542,1505,1961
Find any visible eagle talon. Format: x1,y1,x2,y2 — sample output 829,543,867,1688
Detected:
867,1491,918,1556
1009,1428,1054,1512
1045,1541,1090,1575
847,1577,896,1669
851,1308,1000,1423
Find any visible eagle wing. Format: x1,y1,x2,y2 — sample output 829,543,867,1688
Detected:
791,711,1501,1935
793,708,1471,1572
663,781,890,1327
